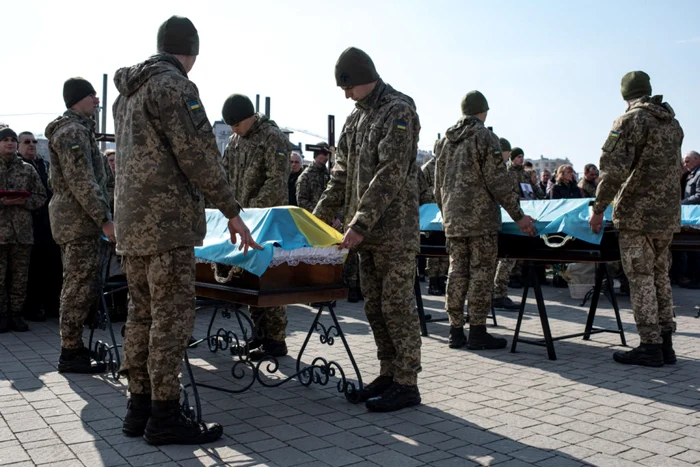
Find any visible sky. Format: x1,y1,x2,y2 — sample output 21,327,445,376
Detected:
2,0,699,170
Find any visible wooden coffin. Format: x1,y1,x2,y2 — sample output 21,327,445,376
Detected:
195,262,348,307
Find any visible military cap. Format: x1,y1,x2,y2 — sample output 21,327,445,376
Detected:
461,91,489,116
499,138,511,152
620,71,652,101
313,141,330,155
335,47,379,87
63,77,96,109
0,127,18,141
222,94,255,126
157,16,199,56
510,147,524,161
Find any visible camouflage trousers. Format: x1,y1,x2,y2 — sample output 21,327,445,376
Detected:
426,257,449,279
250,306,287,342
492,259,516,299
619,230,675,344
120,247,195,401
446,235,498,327
359,246,421,386
344,248,360,288
0,244,32,317
59,237,108,349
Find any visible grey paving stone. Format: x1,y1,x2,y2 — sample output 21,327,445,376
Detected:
308,446,363,467
0,445,31,465
260,446,316,466
27,444,77,465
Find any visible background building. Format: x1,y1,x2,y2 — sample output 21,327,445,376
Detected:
529,155,574,175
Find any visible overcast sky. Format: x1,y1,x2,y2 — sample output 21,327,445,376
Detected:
3,0,699,169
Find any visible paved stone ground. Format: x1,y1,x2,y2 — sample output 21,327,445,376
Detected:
1,281,699,467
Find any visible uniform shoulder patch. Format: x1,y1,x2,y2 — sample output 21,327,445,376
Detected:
610,130,620,138
188,100,201,110
396,120,407,131
277,149,287,157
185,98,211,133
70,143,80,151
602,129,622,152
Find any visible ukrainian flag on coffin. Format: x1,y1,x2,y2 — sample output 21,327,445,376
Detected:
195,207,344,277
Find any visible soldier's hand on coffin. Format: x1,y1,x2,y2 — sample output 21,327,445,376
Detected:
340,228,364,250
516,215,537,237
228,216,262,255
102,221,116,243
589,212,604,234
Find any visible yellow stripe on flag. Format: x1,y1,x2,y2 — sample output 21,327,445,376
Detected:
287,207,343,247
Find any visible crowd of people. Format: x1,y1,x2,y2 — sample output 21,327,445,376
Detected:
0,14,697,447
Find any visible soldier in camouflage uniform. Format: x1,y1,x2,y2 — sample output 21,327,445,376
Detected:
113,16,259,445
578,163,599,198
590,71,683,367
509,147,546,200
45,78,113,374
0,128,46,333
436,91,537,350
296,142,330,212
314,47,422,412
421,139,448,295
221,93,292,361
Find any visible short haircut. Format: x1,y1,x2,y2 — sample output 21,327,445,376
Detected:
290,153,302,162
18,131,34,140
686,151,700,159
584,163,598,173
523,161,533,169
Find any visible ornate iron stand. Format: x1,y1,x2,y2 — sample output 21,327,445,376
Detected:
182,297,364,422
88,278,127,379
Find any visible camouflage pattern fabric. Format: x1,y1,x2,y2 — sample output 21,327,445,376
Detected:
102,155,115,214
508,164,546,199
0,154,46,244
0,244,32,317
492,258,516,299
223,114,292,208
45,110,111,245
59,236,108,349
296,162,330,212
421,156,437,203
445,235,498,327
619,231,675,344
426,257,448,279
112,53,241,256
314,80,421,250
249,306,287,342
417,166,433,206
359,246,421,385
593,95,684,232
344,249,360,288
578,178,597,198
435,116,523,238
119,247,195,400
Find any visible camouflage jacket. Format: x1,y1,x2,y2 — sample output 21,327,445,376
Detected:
435,116,523,237
296,162,329,212
0,154,46,244
103,155,115,214
421,156,438,203
594,95,684,233
314,80,421,251
223,114,291,208
113,54,241,255
508,164,546,200
578,178,597,198
45,110,112,245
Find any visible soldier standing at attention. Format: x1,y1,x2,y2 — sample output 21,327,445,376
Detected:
297,142,330,212
422,139,449,296
0,127,46,333
314,47,422,412
590,71,683,367
221,93,291,361
45,78,113,373
113,16,259,445
435,91,536,350
578,163,599,198
491,137,520,310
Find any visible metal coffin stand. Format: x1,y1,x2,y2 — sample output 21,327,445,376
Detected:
189,262,364,419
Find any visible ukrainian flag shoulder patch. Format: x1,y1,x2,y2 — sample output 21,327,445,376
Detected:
70,143,80,151
277,149,287,157
396,120,407,131
610,130,620,138
188,100,201,110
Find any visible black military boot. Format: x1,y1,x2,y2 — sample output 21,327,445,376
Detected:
248,339,288,362
613,344,664,367
467,325,507,350
143,400,223,445
122,393,152,437
355,375,394,403
58,346,106,374
661,332,676,365
448,326,467,349
9,316,29,332
0,315,9,333
365,382,421,412
492,297,520,311
428,277,441,295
